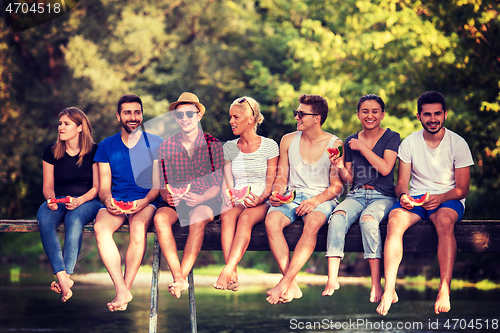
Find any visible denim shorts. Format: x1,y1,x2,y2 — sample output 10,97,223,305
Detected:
391,194,465,221
267,191,337,224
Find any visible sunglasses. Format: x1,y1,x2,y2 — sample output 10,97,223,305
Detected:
175,111,198,119
293,110,319,119
238,97,256,116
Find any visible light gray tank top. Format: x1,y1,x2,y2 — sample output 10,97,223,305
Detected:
288,132,339,197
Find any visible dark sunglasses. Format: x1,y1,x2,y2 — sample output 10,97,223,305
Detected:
293,110,319,119
175,111,198,119
238,97,256,116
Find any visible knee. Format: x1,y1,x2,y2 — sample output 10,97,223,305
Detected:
265,216,285,235
329,211,346,223
303,219,323,237
359,215,378,229
434,217,455,235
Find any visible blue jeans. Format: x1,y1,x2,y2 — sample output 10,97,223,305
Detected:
37,198,101,274
325,188,397,259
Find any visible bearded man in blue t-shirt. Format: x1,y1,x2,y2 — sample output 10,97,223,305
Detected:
94,94,163,312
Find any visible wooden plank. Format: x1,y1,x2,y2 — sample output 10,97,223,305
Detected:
1,219,500,253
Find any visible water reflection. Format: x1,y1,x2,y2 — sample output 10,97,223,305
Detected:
1,271,499,333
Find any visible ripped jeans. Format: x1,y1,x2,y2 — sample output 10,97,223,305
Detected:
325,188,397,259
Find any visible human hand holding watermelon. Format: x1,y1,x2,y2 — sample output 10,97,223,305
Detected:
401,192,429,209
225,186,251,206
326,145,343,159
166,183,191,206
108,198,138,214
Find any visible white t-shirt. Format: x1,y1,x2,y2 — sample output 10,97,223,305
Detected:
398,128,474,207
223,136,279,196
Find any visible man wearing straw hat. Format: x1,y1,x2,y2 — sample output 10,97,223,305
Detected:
154,92,224,298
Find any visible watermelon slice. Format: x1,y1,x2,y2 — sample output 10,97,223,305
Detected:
110,198,138,213
326,145,343,159
407,192,429,206
47,196,74,204
226,186,251,202
166,183,191,197
272,190,296,204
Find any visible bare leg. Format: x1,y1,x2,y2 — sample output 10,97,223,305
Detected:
113,206,155,310
368,258,382,303
215,204,269,290
164,206,214,298
154,207,188,298
266,212,325,304
376,209,421,316
215,204,245,290
94,209,131,311
429,207,458,314
322,257,341,296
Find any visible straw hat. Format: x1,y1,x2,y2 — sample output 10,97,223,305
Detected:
169,92,206,116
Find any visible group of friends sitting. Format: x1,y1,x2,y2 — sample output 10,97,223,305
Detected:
37,90,473,317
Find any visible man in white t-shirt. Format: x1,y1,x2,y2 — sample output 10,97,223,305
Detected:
377,91,474,316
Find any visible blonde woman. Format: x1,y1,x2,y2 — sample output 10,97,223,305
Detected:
37,107,100,302
214,97,279,291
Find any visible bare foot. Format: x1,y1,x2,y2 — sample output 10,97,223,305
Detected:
107,291,133,312
434,291,451,314
213,269,232,290
376,291,399,316
50,278,75,294
50,281,62,294
278,282,303,303
168,278,189,298
54,275,75,302
266,280,302,304
370,283,383,303
322,279,340,296
227,280,240,292
266,282,288,304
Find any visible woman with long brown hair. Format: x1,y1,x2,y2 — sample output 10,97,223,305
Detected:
37,107,101,302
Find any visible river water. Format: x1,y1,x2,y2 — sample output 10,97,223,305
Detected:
1,270,499,333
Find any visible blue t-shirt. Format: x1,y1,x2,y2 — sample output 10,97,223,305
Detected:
94,132,164,201
345,129,401,197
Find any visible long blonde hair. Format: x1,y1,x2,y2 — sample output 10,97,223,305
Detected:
231,96,264,132
52,107,94,167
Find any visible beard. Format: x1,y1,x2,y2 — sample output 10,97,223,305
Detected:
121,119,141,134
423,120,444,134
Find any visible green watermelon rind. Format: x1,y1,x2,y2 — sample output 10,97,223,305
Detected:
408,192,429,206
167,183,192,197
326,145,343,158
273,190,296,204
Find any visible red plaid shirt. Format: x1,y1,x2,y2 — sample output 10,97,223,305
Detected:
158,129,224,197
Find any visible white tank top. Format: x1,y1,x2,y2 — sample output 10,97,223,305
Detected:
288,132,339,197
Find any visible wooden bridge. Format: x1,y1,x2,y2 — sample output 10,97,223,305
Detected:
1,219,499,332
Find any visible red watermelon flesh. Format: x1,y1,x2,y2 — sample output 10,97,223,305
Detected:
326,145,343,159
167,183,191,197
408,192,429,206
226,186,251,202
272,190,296,204
111,198,138,213
48,196,74,204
